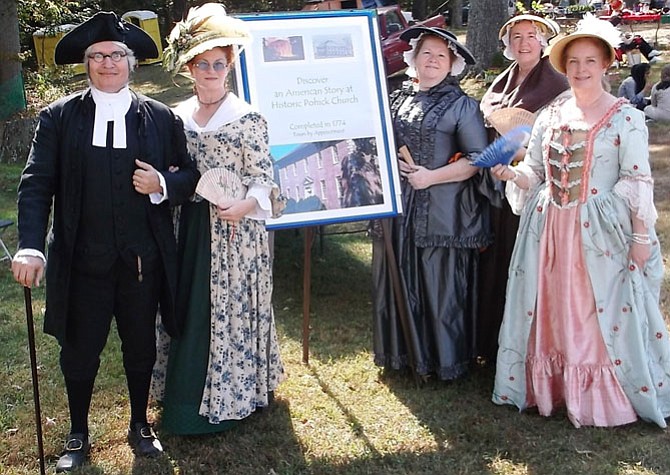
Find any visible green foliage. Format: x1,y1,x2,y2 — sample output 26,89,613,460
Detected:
567,3,594,13
227,0,305,13
489,50,508,68
17,0,305,72
23,67,78,112
18,1,92,68
17,0,84,26
526,0,555,16
0,164,23,216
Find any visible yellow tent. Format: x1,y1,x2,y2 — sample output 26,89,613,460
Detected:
121,10,163,65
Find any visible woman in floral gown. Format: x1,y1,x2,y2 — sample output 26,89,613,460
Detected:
490,15,670,428
157,3,285,434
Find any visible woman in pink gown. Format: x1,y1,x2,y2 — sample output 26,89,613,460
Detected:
490,15,670,428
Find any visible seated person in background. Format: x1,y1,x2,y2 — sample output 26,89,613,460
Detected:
644,64,670,121
618,62,652,109
614,31,662,64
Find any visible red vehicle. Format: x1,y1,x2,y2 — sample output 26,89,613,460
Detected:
376,5,447,76
302,2,446,76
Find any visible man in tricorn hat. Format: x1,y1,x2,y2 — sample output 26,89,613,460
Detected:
11,11,199,472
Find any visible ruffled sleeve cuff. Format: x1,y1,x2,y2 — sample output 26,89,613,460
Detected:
505,161,543,215
245,183,272,221
14,248,46,264
614,175,658,228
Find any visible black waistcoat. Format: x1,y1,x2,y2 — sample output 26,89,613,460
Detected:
73,113,159,276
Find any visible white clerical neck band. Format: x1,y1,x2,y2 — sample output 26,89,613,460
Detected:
90,86,132,149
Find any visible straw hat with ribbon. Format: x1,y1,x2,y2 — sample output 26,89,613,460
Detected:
163,3,251,76
548,13,621,74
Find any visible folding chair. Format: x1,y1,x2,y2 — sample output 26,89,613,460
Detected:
0,219,14,262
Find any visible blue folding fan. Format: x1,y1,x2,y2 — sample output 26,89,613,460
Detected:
470,125,532,168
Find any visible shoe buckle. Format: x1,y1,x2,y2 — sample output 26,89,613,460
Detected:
65,438,85,451
139,426,156,439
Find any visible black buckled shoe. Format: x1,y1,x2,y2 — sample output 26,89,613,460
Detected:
55,433,90,473
127,422,163,457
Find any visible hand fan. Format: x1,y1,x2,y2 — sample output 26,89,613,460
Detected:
398,145,415,166
195,167,246,205
470,125,532,168
487,107,536,136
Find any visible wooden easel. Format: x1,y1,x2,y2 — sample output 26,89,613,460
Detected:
299,222,420,386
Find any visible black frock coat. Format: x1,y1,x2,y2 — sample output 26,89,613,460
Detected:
17,89,199,344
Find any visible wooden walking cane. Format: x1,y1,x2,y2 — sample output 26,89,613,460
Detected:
23,286,46,475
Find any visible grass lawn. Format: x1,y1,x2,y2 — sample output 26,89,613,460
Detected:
2,47,670,475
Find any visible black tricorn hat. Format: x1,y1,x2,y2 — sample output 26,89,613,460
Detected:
400,26,476,65
54,11,159,65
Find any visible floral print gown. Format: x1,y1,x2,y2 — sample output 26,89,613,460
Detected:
157,94,285,434
493,96,670,428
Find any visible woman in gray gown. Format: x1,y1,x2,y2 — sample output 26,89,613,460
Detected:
371,27,491,381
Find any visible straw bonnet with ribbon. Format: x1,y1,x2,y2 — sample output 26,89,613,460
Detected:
498,14,561,60
54,11,159,65
548,13,621,74
163,3,251,76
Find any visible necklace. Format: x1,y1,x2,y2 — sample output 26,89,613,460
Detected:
196,91,228,106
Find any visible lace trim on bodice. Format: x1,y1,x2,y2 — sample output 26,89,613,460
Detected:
544,98,627,209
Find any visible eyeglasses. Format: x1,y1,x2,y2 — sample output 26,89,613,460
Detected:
88,51,127,63
193,60,228,72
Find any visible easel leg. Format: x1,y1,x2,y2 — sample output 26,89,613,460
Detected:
302,227,314,365
380,219,421,387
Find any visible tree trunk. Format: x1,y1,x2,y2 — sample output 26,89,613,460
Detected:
171,0,189,22
0,0,25,120
450,0,463,29
412,0,429,20
466,0,506,73
0,117,37,164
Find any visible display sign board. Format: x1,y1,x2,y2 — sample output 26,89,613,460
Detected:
236,9,402,229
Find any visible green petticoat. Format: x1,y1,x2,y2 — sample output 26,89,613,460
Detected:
160,200,238,435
